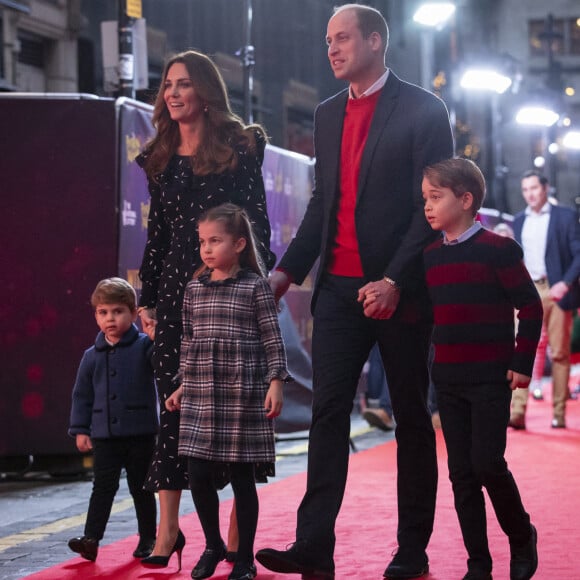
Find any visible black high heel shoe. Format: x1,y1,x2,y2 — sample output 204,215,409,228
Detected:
141,529,186,571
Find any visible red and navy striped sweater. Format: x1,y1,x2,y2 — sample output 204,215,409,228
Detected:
424,228,543,385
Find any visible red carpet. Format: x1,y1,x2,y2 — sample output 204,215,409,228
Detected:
26,393,580,579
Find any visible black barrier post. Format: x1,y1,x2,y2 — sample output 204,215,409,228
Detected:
240,0,255,123
118,0,135,98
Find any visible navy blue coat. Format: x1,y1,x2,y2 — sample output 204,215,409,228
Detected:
513,204,580,311
69,324,158,439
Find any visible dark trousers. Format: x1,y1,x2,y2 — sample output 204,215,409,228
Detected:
85,434,156,541
436,382,532,573
188,459,258,562
296,275,437,561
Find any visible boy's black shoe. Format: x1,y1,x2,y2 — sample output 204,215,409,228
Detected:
256,541,334,579
68,536,99,561
462,571,492,579
510,524,538,580
133,537,156,558
384,549,429,579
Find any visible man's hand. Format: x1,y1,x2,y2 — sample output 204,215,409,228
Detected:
357,279,400,319
549,281,569,302
268,271,291,304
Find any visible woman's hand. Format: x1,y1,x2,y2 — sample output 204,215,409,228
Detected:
139,307,157,340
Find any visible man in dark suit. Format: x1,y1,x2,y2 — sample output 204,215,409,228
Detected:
256,4,453,580
509,170,580,430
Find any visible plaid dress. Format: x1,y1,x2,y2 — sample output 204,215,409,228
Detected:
177,269,289,467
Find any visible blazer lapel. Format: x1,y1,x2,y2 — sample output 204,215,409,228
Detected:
323,91,348,204
545,206,558,258
358,72,401,197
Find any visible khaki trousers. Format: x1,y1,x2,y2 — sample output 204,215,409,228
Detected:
511,279,571,420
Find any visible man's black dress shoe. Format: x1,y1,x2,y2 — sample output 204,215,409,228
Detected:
256,541,334,579
510,524,538,580
384,550,429,579
228,560,257,580
133,537,156,558
191,542,227,579
68,536,99,561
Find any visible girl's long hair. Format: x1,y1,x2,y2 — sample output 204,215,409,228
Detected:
194,203,266,279
142,50,266,180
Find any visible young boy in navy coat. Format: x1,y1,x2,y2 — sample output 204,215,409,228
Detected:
68,278,158,561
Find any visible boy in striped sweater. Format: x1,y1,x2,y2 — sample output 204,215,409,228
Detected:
422,158,542,580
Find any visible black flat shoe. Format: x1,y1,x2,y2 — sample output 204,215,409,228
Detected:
142,529,185,571
228,560,257,580
510,524,538,580
133,537,156,558
68,536,99,562
191,542,227,579
225,550,238,562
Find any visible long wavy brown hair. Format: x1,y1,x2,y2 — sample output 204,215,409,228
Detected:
142,50,266,180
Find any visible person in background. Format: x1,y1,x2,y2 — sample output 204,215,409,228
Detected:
256,4,453,579
136,50,276,568
363,343,395,430
166,204,290,580
68,278,158,562
422,158,541,580
509,170,580,430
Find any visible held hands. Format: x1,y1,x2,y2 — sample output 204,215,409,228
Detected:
507,370,531,391
165,385,184,411
268,271,291,304
264,379,283,419
357,278,400,319
138,308,157,341
76,434,92,453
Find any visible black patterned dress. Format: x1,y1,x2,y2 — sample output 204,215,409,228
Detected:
137,133,276,491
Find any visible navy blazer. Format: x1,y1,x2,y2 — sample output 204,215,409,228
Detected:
513,204,580,310
69,323,158,439
278,72,454,314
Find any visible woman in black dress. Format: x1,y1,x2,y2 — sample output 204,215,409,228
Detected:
137,50,275,568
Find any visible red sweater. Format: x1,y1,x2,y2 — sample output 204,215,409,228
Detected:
328,90,381,276
424,229,543,385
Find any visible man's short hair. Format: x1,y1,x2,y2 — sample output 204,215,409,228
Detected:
91,277,137,311
334,3,389,55
423,158,486,217
521,169,549,187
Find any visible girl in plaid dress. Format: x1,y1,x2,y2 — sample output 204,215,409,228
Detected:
166,203,290,580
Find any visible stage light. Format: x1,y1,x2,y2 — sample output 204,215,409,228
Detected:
563,131,580,150
413,3,456,29
516,106,559,127
460,68,513,94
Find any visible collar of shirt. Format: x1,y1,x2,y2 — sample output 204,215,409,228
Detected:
525,201,552,217
349,69,389,99
443,221,482,245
